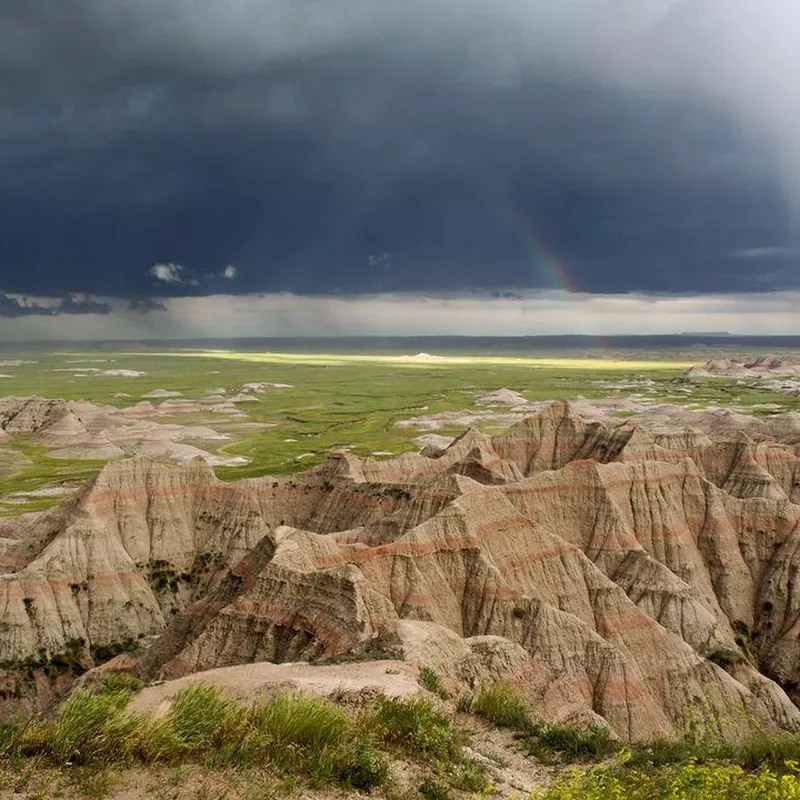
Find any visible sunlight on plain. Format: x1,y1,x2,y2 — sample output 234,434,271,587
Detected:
119,349,694,370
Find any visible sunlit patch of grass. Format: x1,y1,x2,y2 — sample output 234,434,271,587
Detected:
122,349,696,371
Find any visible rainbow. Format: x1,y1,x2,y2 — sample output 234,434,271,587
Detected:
499,200,580,294
495,195,611,348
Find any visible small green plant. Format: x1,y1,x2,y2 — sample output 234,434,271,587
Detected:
450,759,491,793
706,648,743,670
419,777,451,800
168,684,233,748
455,693,474,714
523,721,615,762
470,683,529,729
418,667,451,700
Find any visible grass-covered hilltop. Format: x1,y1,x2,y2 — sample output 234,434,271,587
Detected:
1,338,800,798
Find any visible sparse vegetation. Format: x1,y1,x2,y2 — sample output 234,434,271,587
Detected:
98,671,144,696
418,666,451,700
535,761,800,800
4,677,800,798
364,695,466,762
469,682,530,729
0,684,488,796
468,683,617,762
626,728,800,773
538,719,800,798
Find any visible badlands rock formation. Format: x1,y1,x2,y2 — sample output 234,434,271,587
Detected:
684,355,800,398
2,400,800,742
0,395,248,466
686,355,800,378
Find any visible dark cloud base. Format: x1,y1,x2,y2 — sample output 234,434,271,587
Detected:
1,2,798,302
0,294,112,317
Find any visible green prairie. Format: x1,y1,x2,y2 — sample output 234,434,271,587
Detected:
0,347,797,511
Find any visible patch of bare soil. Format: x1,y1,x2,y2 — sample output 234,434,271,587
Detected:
128,661,425,716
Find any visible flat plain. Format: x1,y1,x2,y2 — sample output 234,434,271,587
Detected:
1,344,799,516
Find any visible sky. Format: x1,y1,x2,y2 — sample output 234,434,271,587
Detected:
2,0,800,338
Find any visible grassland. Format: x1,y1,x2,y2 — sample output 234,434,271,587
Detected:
7,676,800,798
0,345,799,515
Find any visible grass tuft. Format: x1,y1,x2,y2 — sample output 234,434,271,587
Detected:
48,690,140,765
364,695,466,763
470,683,530,729
418,666,451,700
470,683,616,762
168,684,233,748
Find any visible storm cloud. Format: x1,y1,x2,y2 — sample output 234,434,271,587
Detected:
0,293,112,317
1,0,800,313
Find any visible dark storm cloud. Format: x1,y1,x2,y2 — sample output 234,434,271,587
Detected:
0,294,112,317
1,0,800,301
126,297,168,313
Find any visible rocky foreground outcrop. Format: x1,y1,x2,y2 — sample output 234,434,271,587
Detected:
2,400,800,741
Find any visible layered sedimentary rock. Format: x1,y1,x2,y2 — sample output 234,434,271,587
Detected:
2,400,800,740
686,355,800,378
0,395,248,465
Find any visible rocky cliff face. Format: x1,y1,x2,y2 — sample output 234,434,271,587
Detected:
2,399,800,740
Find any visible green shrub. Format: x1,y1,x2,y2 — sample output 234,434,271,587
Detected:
735,731,800,773
455,694,473,714
525,721,616,762
335,741,388,792
470,683,616,762
450,759,491,793
365,696,465,763
419,777,451,800
626,736,705,768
